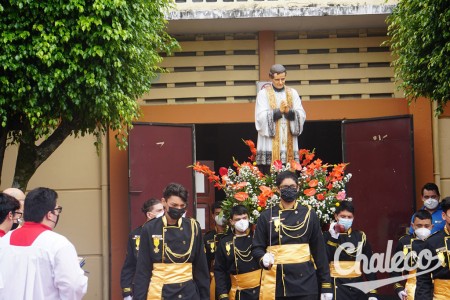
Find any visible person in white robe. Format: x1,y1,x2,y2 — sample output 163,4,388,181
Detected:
255,64,306,167
0,187,88,300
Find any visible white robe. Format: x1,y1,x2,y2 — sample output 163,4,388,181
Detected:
255,86,306,165
0,229,88,300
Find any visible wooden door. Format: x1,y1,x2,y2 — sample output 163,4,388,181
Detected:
128,123,195,230
195,160,216,235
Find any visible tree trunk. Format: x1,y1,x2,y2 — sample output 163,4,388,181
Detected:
0,127,7,187
13,121,73,190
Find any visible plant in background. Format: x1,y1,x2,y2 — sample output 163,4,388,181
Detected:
192,140,352,225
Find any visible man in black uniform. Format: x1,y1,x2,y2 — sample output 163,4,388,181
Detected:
391,210,432,300
252,170,333,300
214,205,261,300
134,183,210,300
204,201,228,299
120,198,164,299
415,197,450,300
323,200,378,300
204,201,228,271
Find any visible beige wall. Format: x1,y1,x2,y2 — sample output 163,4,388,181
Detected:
438,117,450,197
0,135,108,300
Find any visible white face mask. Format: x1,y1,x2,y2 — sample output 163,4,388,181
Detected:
415,227,431,240
234,219,249,233
424,198,439,210
155,211,164,218
214,215,226,226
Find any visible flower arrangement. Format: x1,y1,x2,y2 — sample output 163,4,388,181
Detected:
192,140,352,225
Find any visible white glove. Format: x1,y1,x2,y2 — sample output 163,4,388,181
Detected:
329,222,339,239
368,298,377,300
397,289,407,300
124,296,132,300
320,293,333,300
262,252,274,268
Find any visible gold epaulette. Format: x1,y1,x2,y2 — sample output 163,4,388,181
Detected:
327,240,338,247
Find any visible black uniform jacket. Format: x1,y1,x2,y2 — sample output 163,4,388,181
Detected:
323,229,378,300
214,230,261,300
204,228,227,271
391,233,425,294
120,225,143,297
133,216,210,300
415,227,450,299
252,203,332,297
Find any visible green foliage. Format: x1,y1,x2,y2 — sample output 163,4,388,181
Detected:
387,0,450,114
0,0,179,147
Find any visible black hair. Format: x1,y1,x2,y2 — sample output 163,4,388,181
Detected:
163,183,188,203
0,193,21,223
275,171,298,187
421,182,440,196
441,197,450,214
211,201,223,213
413,210,432,222
141,198,161,215
230,205,248,219
23,187,58,223
269,64,287,78
335,200,354,215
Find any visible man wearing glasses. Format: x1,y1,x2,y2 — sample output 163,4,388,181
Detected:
0,187,88,300
3,187,26,229
0,192,21,237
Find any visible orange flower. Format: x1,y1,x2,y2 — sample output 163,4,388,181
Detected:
234,192,249,202
308,179,319,187
243,139,257,161
304,188,317,196
258,194,268,207
290,160,302,171
234,182,248,189
316,193,325,201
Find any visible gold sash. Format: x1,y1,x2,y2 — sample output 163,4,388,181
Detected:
405,269,416,300
260,244,311,300
228,269,262,300
210,272,216,300
266,86,294,163
329,261,362,278
146,263,192,300
433,279,450,300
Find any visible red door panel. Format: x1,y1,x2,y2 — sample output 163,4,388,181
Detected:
342,115,415,295
128,123,195,230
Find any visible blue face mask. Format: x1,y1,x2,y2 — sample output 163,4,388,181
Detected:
338,218,353,231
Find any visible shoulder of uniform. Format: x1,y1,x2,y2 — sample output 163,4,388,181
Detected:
398,233,412,242
426,230,442,240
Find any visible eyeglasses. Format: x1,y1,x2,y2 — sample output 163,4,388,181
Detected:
53,206,63,214
13,211,23,217
280,185,297,189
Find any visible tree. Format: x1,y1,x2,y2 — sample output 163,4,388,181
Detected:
0,0,178,189
387,0,450,114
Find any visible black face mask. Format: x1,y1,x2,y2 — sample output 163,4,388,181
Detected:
50,212,60,229
280,187,298,202
11,222,19,230
167,207,185,220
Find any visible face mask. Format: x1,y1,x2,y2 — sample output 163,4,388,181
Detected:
214,215,226,226
167,207,185,220
424,198,439,210
338,218,353,231
280,187,298,202
155,211,164,218
415,227,431,240
234,219,249,233
11,222,19,230
49,213,60,229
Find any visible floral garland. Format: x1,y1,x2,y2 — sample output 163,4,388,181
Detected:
192,140,352,225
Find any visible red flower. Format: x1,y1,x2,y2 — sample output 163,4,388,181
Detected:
316,193,325,201
219,167,228,177
273,160,283,171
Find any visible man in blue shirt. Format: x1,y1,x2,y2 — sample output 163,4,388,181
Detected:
408,182,444,234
